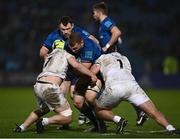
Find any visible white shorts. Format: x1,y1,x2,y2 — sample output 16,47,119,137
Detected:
96,81,150,108
34,82,71,112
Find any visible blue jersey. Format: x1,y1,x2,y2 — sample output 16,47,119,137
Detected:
99,17,116,47
66,38,102,85
68,38,102,63
43,30,68,51
72,26,90,40
43,26,90,51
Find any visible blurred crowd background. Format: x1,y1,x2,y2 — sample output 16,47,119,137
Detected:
0,0,179,87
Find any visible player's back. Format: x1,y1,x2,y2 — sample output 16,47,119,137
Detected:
37,49,71,80
96,52,135,86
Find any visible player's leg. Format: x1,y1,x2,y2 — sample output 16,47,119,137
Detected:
84,89,107,133
14,83,50,132
59,80,71,95
95,85,128,134
36,85,72,133
137,100,180,134
36,102,72,133
131,103,148,126
14,107,50,133
58,80,71,130
95,107,127,134
73,77,105,132
128,83,180,135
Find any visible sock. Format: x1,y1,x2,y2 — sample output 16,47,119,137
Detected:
42,118,49,126
131,103,142,117
166,125,176,131
113,115,121,124
20,124,26,132
88,102,107,131
79,102,98,128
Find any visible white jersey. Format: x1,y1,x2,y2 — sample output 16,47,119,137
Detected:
96,52,150,108
37,49,72,80
95,52,135,86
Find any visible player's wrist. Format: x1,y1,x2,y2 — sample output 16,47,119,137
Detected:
105,43,110,49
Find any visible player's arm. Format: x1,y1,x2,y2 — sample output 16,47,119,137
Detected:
68,56,97,84
102,26,121,52
90,63,100,75
88,35,100,44
81,62,92,69
40,45,49,60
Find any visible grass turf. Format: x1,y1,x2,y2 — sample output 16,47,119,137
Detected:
0,87,180,138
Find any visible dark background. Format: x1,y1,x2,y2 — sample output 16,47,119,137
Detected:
0,0,179,87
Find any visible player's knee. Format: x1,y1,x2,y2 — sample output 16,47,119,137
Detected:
73,95,84,109
58,108,72,124
85,90,96,105
73,99,84,109
34,107,50,118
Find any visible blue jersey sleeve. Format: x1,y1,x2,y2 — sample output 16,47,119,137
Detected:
43,33,54,50
103,18,116,31
43,30,67,51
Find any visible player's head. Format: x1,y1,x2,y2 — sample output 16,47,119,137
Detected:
58,16,74,38
69,32,84,54
92,2,108,20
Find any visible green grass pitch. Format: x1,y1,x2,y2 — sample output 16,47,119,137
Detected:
0,87,180,138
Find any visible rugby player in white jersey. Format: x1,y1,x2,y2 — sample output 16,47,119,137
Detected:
89,52,180,135
14,48,97,133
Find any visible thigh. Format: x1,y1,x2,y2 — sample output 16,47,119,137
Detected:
60,80,71,95
34,83,48,109
127,82,150,106
43,84,68,111
96,85,122,109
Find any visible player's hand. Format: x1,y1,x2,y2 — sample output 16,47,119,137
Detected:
102,46,108,52
90,75,97,85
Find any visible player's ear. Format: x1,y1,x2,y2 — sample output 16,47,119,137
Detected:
80,39,84,46
71,23,74,29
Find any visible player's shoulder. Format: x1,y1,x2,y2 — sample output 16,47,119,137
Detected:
84,38,99,50
103,17,116,28
47,30,63,39
73,26,90,37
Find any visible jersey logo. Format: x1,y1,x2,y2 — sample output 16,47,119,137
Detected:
53,40,65,49
85,51,93,59
104,21,112,28
82,30,89,36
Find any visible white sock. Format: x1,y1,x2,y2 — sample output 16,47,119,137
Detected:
42,118,49,126
20,124,26,132
166,125,176,131
113,115,121,124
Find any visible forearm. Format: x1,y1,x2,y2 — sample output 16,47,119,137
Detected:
106,33,120,48
76,63,94,78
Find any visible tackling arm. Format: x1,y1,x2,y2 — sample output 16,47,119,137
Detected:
68,56,97,84
90,64,101,75
40,45,49,60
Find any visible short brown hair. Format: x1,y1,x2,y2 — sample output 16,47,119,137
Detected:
69,32,82,46
93,2,108,15
59,16,73,26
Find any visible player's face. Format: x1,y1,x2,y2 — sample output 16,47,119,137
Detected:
69,41,83,54
59,23,73,38
92,9,100,21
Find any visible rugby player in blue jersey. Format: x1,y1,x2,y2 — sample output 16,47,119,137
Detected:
92,2,148,126
39,16,105,131
40,16,99,60
65,32,106,133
